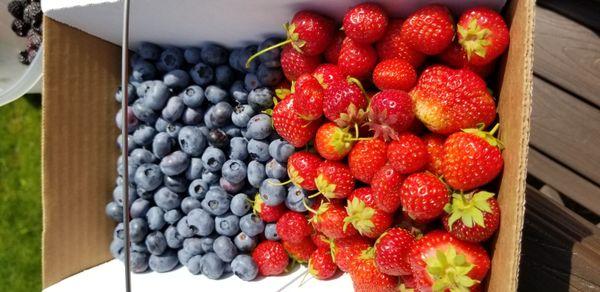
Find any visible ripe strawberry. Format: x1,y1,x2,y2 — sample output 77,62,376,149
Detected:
348,139,387,183
408,231,490,291
309,202,358,239
283,237,317,264
277,211,312,243
399,274,417,290
401,4,455,55
287,151,322,191
338,37,377,80
313,63,345,89
410,65,496,135
422,133,445,175
442,125,504,190
438,42,496,77
311,232,331,249
314,160,355,199
400,172,450,221
308,247,338,280
292,73,324,120
324,31,345,64
442,191,501,242
376,18,425,67
344,187,392,238
252,240,290,276
457,7,509,66
342,2,388,44
366,90,415,141
387,133,429,174
253,194,286,223
372,164,404,213
314,122,355,161
374,227,415,276
350,247,399,292
272,95,319,147
323,78,368,127
280,45,321,81
330,236,371,272
372,59,417,91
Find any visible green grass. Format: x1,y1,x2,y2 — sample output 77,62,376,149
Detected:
0,95,42,292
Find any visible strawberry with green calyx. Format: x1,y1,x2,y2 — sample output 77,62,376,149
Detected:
306,200,358,239
422,133,446,176
400,172,450,221
283,151,321,191
401,4,455,55
442,124,504,190
408,230,490,292
376,18,426,67
311,232,331,249
442,191,500,242
277,211,313,243
348,138,388,183
330,236,371,272
372,164,404,213
292,73,324,120
438,42,497,78
374,227,415,276
323,77,368,127
272,94,320,147
338,37,378,80
311,160,355,200
314,122,371,161
387,133,429,174
253,194,286,223
366,89,415,141
457,7,509,66
252,240,290,276
344,187,392,239
283,237,317,264
308,247,338,280
349,247,399,292
313,63,345,90
280,45,321,81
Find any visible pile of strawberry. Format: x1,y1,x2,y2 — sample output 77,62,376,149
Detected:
249,3,509,291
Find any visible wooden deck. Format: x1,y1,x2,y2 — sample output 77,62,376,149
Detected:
519,1,600,290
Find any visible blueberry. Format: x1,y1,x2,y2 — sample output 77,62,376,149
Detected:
183,238,205,255
247,139,270,162
186,158,204,181
110,238,124,259
231,254,258,281
114,223,126,240
259,178,286,206
130,252,150,273
215,213,240,237
133,125,157,146
164,209,183,225
157,47,184,72
285,185,311,212
132,99,158,124
132,241,149,253
188,179,209,199
205,85,228,104
265,159,287,180
149,249,179,273
248,87,274,110
207,129,230,149
212,102,233,127
178,126,207,156
186,254,204,275
184,47,202,64
257,64,283,87
152,132,175,159
154,187,181,211
247,160,266,188
264,223,280,241
117,160,138,182
117,134,137,154
138,42,161,60
164,174,188,193
239,214,265,237
181,107,203,125
213,236,238,262
246,114,272,140
201,44,228,66
229,137,248,161
164,69,190,89
187,208,215,236
240,45,259,72
132,60,157,81
105,201,123,222
269,139,295,163
199,236,216,253
201,169,220,185
201,187,230,216
231,104,256,128
134,163,163,191
215,65,235,87
130,198,151,218
112,184,137,207
176,216,195,238
181,197,202,214
244,73,260,91
165,225,184,249
190,62,214,86
201,252,225,279
165,122,182,138
203,107,217,129
155,117,169,132
129,218,149,243
178,248,195,266
230,193,251,217
257,37,283,66
223,124,242,138
115,106,139,133
220,177,245,194
162,96,185,122
146,231,167,255
180,85,205,108
219,160,246,184
230,80,248,103
228,48,244,72
140,81,170,110
233,232,257,252
130,148,157,165
115,83,138,104
201,147,226,172
146,206,166,231
160,151,190,176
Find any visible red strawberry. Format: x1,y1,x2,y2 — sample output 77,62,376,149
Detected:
442,191,501,242
338,37,377,80
324,31,345,64
283,237,317,264
376,18,425,67
410,65,496,135
399,274,417,290
308,247,338,280
323,78,368,127
438,42,496,77
330,236,371,272
401,4,455,55
253,194,286,223
277,211,312,243
292,73,324,120
314,122,355,161
408,231,490,291
342,2,388,44
422,133,445,175
400,172,450,221
281,45,321,81
252,240,290,276
457,7,509,66
314,160,355,199
313,63,345,89
349,247,399,292
366,90,415,141
272,95,319,147
287,151,322,191
348,139,387,183
309,202,358,239
372,58,417,91
311,232,331,249
372,164,404,213
442,125,504,190
344,187,392,238
374,227,415,276
387,133,429,174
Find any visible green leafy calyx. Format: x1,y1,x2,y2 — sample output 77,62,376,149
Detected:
444,191,495,230
425,247,478,292
458,19,491,60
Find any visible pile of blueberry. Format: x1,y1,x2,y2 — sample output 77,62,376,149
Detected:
7,0,42,65
106,40,295,280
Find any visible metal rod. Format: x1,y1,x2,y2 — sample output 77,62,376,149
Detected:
120,0,132,291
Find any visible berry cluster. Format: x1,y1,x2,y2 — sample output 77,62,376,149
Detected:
7,0,42,65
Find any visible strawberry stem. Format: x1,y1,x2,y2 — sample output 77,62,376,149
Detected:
308,190,323,199
347,77,367,97
245,39,293,68
302,198,318,214
269,179,292,186
489,123,499,136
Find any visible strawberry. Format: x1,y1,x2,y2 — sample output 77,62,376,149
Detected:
311,232,331,249
309,201,358,239
314,122,355,161
344,187,392,238
422,133,445,175
324,31,345,64
272,95,319,147
292,73,324,120
342,2,388,44
457,7,509,66
442,191,501,242
376,18,425,67
408,230,490,291
277,211,312,243
287,151,322,191
338,37,377,80
366,90,415,141
442,124,504,190
253,194,286,223
387,133,429,174
283,237,317,264
438,42,497,77
399,274,417,290
349,247,399,292
308,247,338,280
372,164,404,213
313,63,345,89
280,45,321,81
252,240,290,276
323,78,368,127
348,139,387,183
410,65,496,135
330,236,371,272
314,160,355,199
374,227,415,276
372,58,417,91
400,172,450,221
401,4,455,55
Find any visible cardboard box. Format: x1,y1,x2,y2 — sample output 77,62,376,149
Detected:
41,0,534,290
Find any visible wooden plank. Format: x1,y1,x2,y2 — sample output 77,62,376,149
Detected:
540,185,564,206
528,148,600,214
537,0,600,32
534,7,600,106
530,77,600,183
